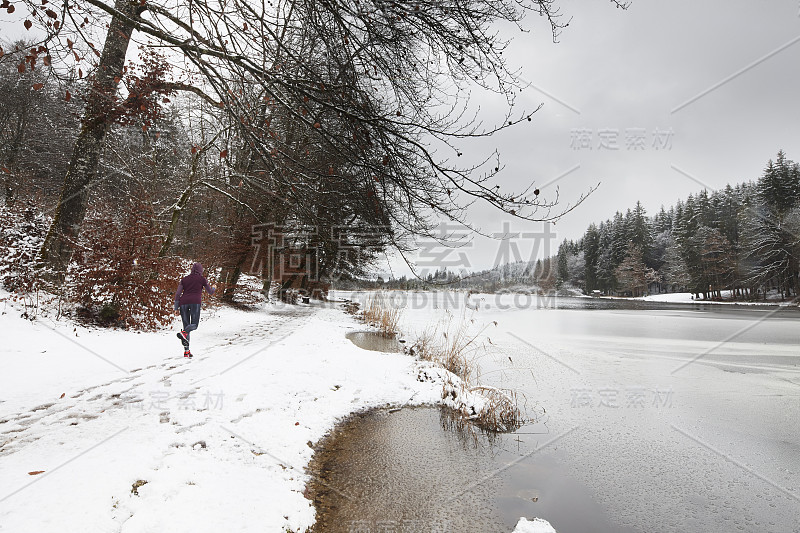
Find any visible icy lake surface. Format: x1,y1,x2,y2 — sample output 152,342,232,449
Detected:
310,406,634,533
330,292,800,532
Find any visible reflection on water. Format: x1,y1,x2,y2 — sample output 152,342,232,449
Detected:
323,293,800,532
346,331,403,353
308,407,634,533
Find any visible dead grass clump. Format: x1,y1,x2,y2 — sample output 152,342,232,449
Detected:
437,373,525,433
409,310,480,382
412,310,526,433
341,301,360,315
361,292,401,337
469,386,524,432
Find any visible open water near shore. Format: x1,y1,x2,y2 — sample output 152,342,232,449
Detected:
313,294,800,532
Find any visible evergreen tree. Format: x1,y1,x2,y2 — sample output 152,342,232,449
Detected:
480,150,799,300
747,151,800,297
615,241,647,297
583,224,600,291
693,226,734,298
629,202,650,248
536,257,557,293
611,211,627,264
661,238,691,291
629,201,652,265
650,229,672,275
759,151,800,215
556,241,570,288
653,205,672,234
596,222,617,292
567,251,586,290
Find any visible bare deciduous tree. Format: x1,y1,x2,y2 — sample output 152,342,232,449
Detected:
5,0,628,276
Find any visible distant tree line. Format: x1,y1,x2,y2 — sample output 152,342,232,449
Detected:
357,151,799,301
555,151,800,300
340,257,561,294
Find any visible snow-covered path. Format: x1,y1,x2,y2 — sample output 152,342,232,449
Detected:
0,300,441,532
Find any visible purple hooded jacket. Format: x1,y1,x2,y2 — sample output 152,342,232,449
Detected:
174,262,216,309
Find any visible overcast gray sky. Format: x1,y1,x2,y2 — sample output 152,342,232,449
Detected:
382,0,800,278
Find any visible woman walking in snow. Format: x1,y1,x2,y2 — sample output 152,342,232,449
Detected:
175,262,216,358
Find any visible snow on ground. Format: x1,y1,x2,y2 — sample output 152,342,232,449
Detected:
512,517,557,533
0,294,451,532
637,291,711,303
1,289,560,532
635,290,796,305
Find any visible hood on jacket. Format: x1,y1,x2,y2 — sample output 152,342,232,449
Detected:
191,262,203,275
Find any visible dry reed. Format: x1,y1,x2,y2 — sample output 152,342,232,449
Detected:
409,309,478,381
360,292,402,337
410,309,527,432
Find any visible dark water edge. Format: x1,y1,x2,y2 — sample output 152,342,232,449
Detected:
307,407,637,533
331,291,799,313
345,331,404,353
549,296,799,313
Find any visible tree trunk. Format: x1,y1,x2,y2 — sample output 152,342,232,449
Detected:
219,254,248,301
39,0,140,276
158,185,192,258
3,177,12,206
3,112,28,206
158,144,208,258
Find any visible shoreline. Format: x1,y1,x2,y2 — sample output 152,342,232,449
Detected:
0,294,445,532
331,289,798,312
306,405,564,533
1,289,552,532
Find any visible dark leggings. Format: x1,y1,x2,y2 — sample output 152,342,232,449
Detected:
179,304,202,342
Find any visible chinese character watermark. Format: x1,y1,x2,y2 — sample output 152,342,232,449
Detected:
416,222,473,277
122,389,225,411
570,127,674,151
570,386,674,408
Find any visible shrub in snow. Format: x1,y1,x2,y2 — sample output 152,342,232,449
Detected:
69,199,181,329
417,362,526,433
409,310,531,432
0,206,48,294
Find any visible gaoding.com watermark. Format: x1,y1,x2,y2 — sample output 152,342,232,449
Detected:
339,289,561,312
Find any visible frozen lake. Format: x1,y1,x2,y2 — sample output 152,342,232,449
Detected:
329,292,800,532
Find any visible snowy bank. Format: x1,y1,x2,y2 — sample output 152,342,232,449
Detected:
513,517,557,533
636,291,797,306
0,297,448,532
596,290,797,306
